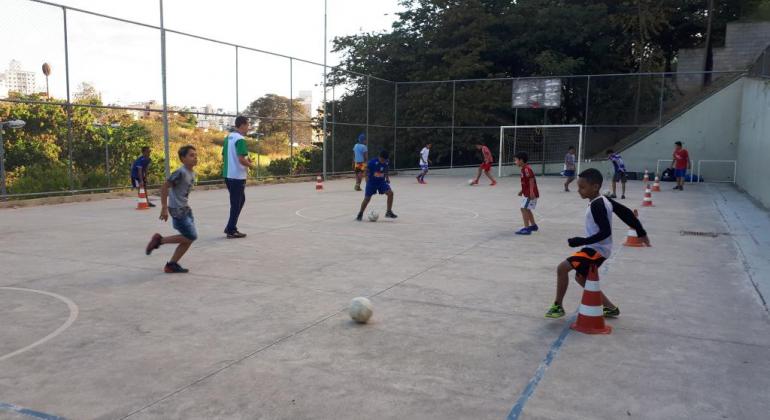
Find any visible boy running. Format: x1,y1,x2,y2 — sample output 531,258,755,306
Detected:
606,149,627,199
671,141,691,191
145,145,198,273
352,133,368,191
544,168,650,319
471,143,497,186
416,143,431,184
130,146,155,207
514,152,539,235
356,150,397,221
563,146,576,192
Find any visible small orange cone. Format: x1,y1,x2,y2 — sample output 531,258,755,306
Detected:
652,175,661,192
624,209,646,247
315,175,324,191
136,188,149,210
642,184,654,207
642,169,649,184
571,265,612,335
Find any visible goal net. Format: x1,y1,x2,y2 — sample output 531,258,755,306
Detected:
498,125,583,176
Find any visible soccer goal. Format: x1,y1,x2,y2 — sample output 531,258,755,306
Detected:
498,125,583,177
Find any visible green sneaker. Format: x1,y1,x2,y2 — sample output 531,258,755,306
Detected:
603,306,620,317
544,303,565,318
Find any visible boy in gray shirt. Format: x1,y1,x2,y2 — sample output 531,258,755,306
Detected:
145,145,198,273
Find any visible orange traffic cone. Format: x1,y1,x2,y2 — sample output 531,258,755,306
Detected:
136,188,149,210
652,175,661,192
315,175,324,191
642,169,649,184
571,264,612,335
642,184,654,207
624,209,646,247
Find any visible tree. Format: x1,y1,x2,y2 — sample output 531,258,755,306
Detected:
242,94,313,153
73,82,101,104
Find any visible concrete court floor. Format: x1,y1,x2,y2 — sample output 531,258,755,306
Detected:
1,174,769,420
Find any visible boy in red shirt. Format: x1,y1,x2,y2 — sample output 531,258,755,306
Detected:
470,143,497,186
670,141,691,190
515,151,539,235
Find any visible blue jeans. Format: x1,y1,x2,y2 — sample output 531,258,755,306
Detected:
171,210,197,241
225,178,246,233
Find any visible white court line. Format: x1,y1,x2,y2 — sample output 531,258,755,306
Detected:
0,287,79,362
296,205,479,224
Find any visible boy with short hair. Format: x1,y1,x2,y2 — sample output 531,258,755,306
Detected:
222,116,255,239
356,150,397,221
416,143,432,184
130,146,155,207
606,149,627,199
145,145,198,273
544,168,650,319
471,143,497,186
514,151,539,235
563,146,576,192
353,133,368,191
671,141,690,191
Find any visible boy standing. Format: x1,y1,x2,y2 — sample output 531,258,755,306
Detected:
222,116,255,239
671,141,691,190
606,149,627,199
514,152,539,235
471,143,497,186
130,146,155,207
145,145,199,273
353,133,368,191
356,150,397,221
544,168,650,319
416,143,431,184
563,146,576,192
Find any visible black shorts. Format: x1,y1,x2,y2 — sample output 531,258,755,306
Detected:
613,172,628,183
566,247,606,278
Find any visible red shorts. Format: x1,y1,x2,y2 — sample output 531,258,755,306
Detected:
480,162,492,172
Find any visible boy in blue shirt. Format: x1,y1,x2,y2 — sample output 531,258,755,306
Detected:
356,150,397,221
352,133,368,191
131,146,155,207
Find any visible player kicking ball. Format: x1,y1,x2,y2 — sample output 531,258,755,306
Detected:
544,168,650,319
357,150,398,221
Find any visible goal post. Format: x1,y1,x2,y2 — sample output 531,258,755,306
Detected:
498,124,583,177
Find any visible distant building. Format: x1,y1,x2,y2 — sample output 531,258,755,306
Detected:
0,60,38,97
125,100,162,120
190,104,235,131
298,90,312,116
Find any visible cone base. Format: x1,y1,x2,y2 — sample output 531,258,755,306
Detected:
642,202,654,207
571,322,612,335
623,241,645,247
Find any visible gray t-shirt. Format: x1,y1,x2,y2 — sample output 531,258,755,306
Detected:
167,166,194,212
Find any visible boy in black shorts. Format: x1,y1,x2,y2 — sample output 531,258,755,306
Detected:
545,168,650,318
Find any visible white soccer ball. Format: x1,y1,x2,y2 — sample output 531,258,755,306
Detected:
349,297,373,324
367,210,379,222
468,179,475,185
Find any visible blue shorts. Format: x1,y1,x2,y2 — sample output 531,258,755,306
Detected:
171,210,198,241
674,168,687,178
420,164,429,172
365,181,391,197
563,170,575,177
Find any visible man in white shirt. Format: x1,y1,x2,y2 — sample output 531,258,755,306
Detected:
416,143,432,184
222,116,255,239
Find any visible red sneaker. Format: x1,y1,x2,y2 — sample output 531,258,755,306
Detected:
146,233,162,255
490,181,497,186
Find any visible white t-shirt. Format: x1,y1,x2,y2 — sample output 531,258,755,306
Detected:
222,131,248,180
585,196,614,258
419,147,430,166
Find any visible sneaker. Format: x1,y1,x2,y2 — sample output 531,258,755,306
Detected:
621,195,626,200
148,202,157,207
354,185,362,191
416,176,422,183
528,224,539,232
515,227,531,235
146,233,162,255
609,193,618,199
470,180,479,185
490,181,497,186
226,231,247,239
164,262,189,273
385,210,398,219
545,303,565,318
356,212,363,221
603,306,620,317
564,188,570,192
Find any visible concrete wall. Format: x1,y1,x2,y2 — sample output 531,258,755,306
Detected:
736,77,770,208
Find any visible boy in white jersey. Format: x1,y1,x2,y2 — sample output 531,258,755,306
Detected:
545,168,650,319
416,143,431,184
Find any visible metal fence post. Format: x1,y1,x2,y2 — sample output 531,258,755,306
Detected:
393,83,397,169
105,132,110,187
235,46,239,113
159,0,171,178
0,129,6,198
450,81,456,168
365,75,370,149
332,84,336,174
63,7,74,192
583,75,591,162
289,57,293,174
658,74,665,127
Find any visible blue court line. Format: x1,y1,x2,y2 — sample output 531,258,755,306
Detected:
506,314,575,420
0,402,66,420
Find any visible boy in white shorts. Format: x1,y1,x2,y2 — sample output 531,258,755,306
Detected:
515,151,539,235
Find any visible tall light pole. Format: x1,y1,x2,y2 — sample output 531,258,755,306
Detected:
322,0,328,180
42,63,51,97
0,119,27,198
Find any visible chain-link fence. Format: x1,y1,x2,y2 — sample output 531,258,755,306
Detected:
0,0,754,199
749,45,770,78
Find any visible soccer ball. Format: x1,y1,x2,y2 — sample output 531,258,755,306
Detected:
468,179,475,185
349,297,373,324
602,189,613,197
367,210,379,222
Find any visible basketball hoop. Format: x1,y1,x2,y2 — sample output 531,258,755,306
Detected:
531,101,540,109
